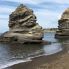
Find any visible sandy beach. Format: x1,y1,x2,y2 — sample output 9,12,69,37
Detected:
6,45,69,69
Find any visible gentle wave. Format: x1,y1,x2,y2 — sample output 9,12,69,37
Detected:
0,58,31,69
0,54,44,69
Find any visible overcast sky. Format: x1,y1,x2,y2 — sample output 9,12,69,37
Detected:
0,0,69,33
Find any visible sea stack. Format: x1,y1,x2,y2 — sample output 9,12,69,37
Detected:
0,4,44,43
55,8,69,38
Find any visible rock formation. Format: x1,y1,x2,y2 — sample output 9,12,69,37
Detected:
55,8,69,38
0,4,44,43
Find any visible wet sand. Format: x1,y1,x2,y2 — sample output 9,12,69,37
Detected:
6,46,69,69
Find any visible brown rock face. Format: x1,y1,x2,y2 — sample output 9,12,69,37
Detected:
0,4,44,43
9,4,37,31
55,8,69,38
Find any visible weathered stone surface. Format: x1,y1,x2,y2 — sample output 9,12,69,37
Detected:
0,4,44,43
55,8,69,38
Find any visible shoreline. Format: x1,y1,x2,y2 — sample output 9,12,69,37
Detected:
0,32,69,69
5,48,68,69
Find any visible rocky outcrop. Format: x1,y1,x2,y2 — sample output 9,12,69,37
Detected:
0,4,44,43
55,8,69,38
9,4,37,31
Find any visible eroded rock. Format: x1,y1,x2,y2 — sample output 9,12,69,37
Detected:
55,8,69,38
0,4,44,43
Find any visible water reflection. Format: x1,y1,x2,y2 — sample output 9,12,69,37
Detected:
43,32,58,43
0,44,11,64
59,39,69,53
43,43,63,55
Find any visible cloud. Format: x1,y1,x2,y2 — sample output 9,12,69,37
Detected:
2,0,38,4
0,0,19,7
0,0,69,32
28,0,69,4
0,6,15,21
0,15,9,20
46,0,69,4
0,20,9,33
5,0,69,4
0,7,15,14
34,9,60,28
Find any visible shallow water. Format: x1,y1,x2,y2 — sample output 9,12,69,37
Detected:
0,32,68,69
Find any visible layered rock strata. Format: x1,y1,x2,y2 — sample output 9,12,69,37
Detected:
55,8,69,38
0,4,44,43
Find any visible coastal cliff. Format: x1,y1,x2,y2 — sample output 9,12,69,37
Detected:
55,8,69,38
0,4,44,43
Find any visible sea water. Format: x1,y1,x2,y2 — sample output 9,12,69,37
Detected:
0,32,68,69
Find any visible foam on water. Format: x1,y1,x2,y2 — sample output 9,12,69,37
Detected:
0,58,31,69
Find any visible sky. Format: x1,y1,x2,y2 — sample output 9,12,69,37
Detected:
0,0,69,33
